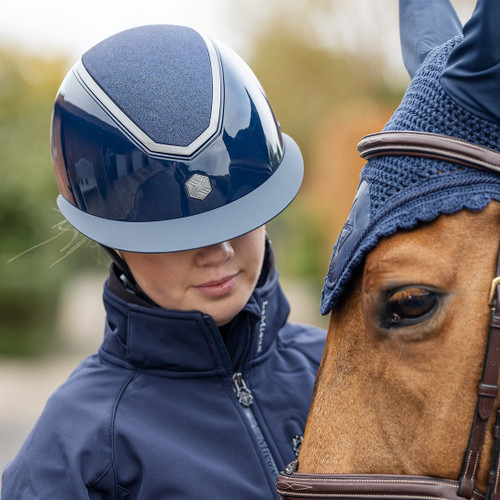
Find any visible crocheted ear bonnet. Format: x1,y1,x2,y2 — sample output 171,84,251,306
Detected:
321,0,500,315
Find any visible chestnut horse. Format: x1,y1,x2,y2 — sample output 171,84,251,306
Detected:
276,1,500,498
296,201,500,494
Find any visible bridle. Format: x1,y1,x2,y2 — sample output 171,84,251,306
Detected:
277,131,500,500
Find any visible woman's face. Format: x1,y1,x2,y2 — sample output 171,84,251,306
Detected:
119,227,266,326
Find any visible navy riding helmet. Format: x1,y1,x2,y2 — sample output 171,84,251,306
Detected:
51,25,303,252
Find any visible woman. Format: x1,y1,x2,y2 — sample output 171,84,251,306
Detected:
1,25,325,499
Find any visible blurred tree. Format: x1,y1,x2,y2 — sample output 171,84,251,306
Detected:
246,3,404,290
305,102,395,270
0,49,101,355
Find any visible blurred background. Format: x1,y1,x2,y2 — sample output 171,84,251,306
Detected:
0,0,474,478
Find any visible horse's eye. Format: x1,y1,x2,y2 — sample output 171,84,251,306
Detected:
384,288,438,327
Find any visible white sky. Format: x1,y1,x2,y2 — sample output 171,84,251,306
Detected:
1,0,247,62
1,0,476,78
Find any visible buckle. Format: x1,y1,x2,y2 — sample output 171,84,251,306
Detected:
489,276,500,307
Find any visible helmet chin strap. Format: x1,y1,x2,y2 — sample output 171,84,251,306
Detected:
100,246,160,307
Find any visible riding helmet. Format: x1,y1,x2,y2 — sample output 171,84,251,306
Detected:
51,25,303,253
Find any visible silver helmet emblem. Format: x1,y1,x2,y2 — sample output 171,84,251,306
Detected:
185,174,212,200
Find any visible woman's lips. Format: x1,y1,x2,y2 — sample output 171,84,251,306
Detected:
195,274,239,297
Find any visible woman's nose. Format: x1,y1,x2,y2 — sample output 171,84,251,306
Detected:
195,240,235,266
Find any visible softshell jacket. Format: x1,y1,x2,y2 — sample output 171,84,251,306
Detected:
2,258,325,499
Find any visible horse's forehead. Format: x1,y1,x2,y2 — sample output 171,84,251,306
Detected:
362,213,465,289
364,230,449,281
363,204,500,290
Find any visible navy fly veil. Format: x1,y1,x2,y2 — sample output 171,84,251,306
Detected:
321,0,500,315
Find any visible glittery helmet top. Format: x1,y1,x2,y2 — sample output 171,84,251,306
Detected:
321,0,500,315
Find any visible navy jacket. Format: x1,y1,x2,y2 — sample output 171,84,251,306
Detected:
2,258,325,499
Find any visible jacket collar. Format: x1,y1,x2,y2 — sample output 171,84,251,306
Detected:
98,250,290,374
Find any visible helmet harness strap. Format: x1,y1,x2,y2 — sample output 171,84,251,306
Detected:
100,246,160,308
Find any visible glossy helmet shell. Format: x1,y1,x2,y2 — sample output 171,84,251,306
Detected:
51,25,303,252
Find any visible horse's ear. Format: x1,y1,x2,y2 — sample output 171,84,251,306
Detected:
399,0,462,78
441,0,500,123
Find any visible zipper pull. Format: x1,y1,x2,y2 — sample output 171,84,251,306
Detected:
232,372,254,407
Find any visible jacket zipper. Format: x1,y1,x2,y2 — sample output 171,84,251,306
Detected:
204,316,280,480
232,372,280,478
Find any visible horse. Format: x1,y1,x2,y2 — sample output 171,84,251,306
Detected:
287,199,500,497
277,1,500,498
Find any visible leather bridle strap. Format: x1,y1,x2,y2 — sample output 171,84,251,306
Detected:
357,130,500,175
487,409,500,499
276,463,486,499
458,253,500,498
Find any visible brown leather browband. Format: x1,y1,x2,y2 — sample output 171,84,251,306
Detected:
277,131,500,500
357,131,500,174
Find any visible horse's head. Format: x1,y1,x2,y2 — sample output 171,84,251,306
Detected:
299,201,500,472
279,1,500,498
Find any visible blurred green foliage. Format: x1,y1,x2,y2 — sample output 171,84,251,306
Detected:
0,49,102,356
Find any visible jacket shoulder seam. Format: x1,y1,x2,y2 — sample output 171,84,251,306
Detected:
86,370,137,492
111,371,137,489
